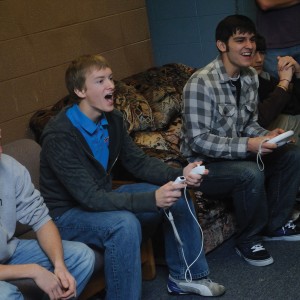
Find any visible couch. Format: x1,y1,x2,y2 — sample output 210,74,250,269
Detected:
29,63,237,255
3,138,155,300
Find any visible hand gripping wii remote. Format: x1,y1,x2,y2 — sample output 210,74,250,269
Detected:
190,164,205,175
267,130,294,147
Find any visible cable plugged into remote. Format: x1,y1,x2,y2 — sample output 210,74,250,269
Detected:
173,176,186,184
190,164,205,175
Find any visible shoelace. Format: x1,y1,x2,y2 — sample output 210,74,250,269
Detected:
251,244,265,252
283,220,296,231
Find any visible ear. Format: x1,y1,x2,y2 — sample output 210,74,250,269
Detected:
216,40,227,53
74,88,86,99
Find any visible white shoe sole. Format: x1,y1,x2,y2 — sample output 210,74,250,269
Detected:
235,248,274,267
263,235,300,241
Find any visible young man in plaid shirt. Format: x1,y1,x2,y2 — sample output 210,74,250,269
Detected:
181,15,300,267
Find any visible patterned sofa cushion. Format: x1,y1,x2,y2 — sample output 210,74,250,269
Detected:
122,63,197,130
133,116,182,153
114,81,154,133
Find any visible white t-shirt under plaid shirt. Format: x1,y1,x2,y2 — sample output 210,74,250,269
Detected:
180,55,269,162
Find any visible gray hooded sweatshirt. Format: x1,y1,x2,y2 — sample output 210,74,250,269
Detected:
0,154,51,263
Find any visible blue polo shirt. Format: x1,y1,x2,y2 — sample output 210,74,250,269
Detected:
66,104,109,170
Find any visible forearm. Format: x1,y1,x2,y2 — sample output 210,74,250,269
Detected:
190,133,249,160
36,220,66,269
256,0,300,10
0,263,41,281
258,88,290,128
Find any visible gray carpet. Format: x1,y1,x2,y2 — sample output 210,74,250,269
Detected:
142,237,300,299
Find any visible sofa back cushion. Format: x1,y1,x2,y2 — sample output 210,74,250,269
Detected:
3,139,41,189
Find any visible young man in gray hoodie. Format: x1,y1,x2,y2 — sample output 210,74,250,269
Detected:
0,130,95,300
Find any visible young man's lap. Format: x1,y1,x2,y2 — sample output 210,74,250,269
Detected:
0,281,24,300
7,239,94,295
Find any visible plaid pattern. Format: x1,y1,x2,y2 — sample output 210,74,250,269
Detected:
181,55,269,161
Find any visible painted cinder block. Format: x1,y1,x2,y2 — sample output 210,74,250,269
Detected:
120,8,150,44
0,0,153,142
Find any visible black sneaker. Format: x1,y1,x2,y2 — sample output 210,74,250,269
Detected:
263,220,300,241
235,243,274,267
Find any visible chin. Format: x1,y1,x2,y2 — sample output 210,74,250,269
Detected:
104,106,114,112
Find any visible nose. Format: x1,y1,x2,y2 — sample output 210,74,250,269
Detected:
254,51,264,63
106,78,115,90
256,52,263,62
246,39,254,49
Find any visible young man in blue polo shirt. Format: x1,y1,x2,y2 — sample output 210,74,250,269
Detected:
39,54,226,299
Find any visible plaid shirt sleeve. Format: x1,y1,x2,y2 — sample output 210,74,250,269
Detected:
181,59,268,160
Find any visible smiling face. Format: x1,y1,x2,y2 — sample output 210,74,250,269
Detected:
75,67,115,122
217,31,256,77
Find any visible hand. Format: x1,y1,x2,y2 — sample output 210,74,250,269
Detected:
54,265,77,299
247,134,281,154
266,128,296,144
183,161,208,187
247,128,289,154
33,265,69,300
277,55,300,76
155,182,186,209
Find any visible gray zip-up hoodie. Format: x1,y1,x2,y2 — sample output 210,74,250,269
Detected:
0,154,51,263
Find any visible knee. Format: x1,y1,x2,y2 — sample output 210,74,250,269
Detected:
238,163,264,188
76,242,95,269
0,281,24,300
63,240,95,269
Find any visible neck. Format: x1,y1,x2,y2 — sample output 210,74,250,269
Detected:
78,101,102,123
221,55,241,78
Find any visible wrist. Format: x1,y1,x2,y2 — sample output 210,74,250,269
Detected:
279,78,290,83
53,261,66,270
277,84,288,91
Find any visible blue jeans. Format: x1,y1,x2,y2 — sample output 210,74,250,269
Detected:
197,144,300,245
54,183,209,300
264,44,300,79
1,239,94,300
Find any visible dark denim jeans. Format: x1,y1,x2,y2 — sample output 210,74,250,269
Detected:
54,183,209,300
197,144,300,246
264,45,300,79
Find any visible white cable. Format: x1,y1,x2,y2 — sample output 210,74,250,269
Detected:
164,209,183,246
256,139,269,171
165,186,204,283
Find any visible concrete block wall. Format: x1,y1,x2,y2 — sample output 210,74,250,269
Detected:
0,0,153,144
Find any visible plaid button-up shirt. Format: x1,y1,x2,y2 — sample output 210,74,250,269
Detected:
180,55,269,162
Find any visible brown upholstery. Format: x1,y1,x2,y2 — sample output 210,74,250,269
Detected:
3,138,155,300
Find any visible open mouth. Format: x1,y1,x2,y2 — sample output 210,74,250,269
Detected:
241,52,252,57
104,94,113,100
